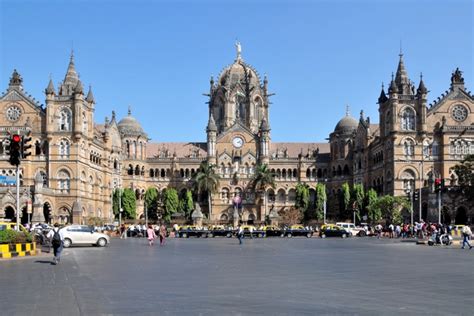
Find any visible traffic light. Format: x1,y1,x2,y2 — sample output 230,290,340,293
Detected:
21,132,32,159
8,134,22,166
434,178,441,192
413,191,419,201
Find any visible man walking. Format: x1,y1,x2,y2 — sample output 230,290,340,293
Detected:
461,225,472,249
47,223,64,265
237,225,244,245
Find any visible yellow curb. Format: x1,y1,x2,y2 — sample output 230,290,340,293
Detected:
0,242,37,259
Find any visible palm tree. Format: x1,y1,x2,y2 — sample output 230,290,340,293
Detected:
192,161,220,219
251,164,276,221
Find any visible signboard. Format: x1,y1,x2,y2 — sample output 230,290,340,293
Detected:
0,175,16,185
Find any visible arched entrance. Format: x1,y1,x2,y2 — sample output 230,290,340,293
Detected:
20,206,28,225
421,203,428,222
247,213,255,225
455,207,467,225
441,206,451,225
4,206,15,221
43,202,52,224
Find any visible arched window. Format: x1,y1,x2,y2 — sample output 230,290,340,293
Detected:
423,140,431,158
57,170,71,193
403,139,414,158
401,169,416,192
401,107,415,131
59,139,70,158
59,108,72,131
35,141,41,155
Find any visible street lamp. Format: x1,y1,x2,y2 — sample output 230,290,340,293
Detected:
405,187,413,227
323,179,328,224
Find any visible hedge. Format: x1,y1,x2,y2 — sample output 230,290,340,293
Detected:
0,230,33,244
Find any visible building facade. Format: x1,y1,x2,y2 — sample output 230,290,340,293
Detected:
0,48,472,225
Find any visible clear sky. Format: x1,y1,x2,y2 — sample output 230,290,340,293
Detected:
0,0,472,143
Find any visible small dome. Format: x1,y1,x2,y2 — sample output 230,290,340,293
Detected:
117,109,146,136
334,115,358,133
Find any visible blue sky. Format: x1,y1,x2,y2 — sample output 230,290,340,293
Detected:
0,0,472,143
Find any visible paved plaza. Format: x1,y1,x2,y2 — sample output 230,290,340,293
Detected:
1,237,473,315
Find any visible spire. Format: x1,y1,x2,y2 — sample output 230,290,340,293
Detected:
63,50,79,87
345,105,350,116
86,85,95,103
74,79,83,94
207,113,217,132
128,105,132,115
260,117,270,132
417,73,428,95
9,69,23,88
45,78,55,95
378,82,388,103
388,73,398,94
395,52,411,94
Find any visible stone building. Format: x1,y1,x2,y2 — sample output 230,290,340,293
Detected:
0,47,472,225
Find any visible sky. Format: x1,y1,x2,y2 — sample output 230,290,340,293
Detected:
0,0,472,143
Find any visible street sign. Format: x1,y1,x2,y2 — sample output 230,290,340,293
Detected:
0,176,16,185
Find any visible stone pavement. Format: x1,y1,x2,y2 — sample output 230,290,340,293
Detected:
0,237,472,315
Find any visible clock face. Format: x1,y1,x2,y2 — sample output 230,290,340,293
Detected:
6,105,22,122
232,137,244,148
451,104,468,122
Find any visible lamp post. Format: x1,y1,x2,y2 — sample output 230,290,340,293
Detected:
323,179,328,224
419,158,424,222
405,187,413,227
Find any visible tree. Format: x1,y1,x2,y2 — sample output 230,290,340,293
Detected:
279,207,303,226
162,188,179,222
251,164,276,222
340,182,351,218
352,184,365,222
122,188,136,219
295,183,310,219
181,189,194,218
365,189,379,224
314,183,326,221
370,195,409,224
112,189,123,219
144,187,159,220
453,154,474,201
192,161,220,218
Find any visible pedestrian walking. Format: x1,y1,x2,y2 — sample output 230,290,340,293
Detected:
120,224,127,239
237,225,244,244
461,225,472,249
47,223,64,265
159,224,167,246
147,225,156,246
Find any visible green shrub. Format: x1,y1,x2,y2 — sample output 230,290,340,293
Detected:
0,230,32,244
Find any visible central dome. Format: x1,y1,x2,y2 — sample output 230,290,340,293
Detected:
218,56,261,88
334,115,358,134
117,109,146,136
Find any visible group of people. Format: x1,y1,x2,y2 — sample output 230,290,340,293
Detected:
119,223,167,246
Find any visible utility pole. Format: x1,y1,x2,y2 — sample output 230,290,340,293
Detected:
419,158,423,221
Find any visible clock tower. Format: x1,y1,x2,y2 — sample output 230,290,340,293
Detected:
205,43,272,221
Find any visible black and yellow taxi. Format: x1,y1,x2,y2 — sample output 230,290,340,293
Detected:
208,225,233,238
284,225,313,238
262,225,285,237
319,224,351,238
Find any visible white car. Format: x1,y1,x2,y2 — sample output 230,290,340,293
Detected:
336,222,367,237
61,225,110,248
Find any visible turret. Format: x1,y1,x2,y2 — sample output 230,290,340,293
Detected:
86,85,95,104
207,114,217,164
259,118,270,164
416,73,428,133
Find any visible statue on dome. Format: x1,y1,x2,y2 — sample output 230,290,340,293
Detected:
235,41,242,60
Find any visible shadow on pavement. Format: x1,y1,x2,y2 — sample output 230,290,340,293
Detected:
34,260,54,265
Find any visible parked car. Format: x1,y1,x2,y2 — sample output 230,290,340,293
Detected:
177,225,209,238
284,225,313,238
261,225,285,237
61,225,110,248
0,222,28,232
336,222,367,237
319,224,351,238
207,225,233,238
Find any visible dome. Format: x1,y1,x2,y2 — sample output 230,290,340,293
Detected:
334,115,358,134
218,59,261,88
117,109,146,136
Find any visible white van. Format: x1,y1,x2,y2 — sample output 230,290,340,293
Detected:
336,222,366,237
